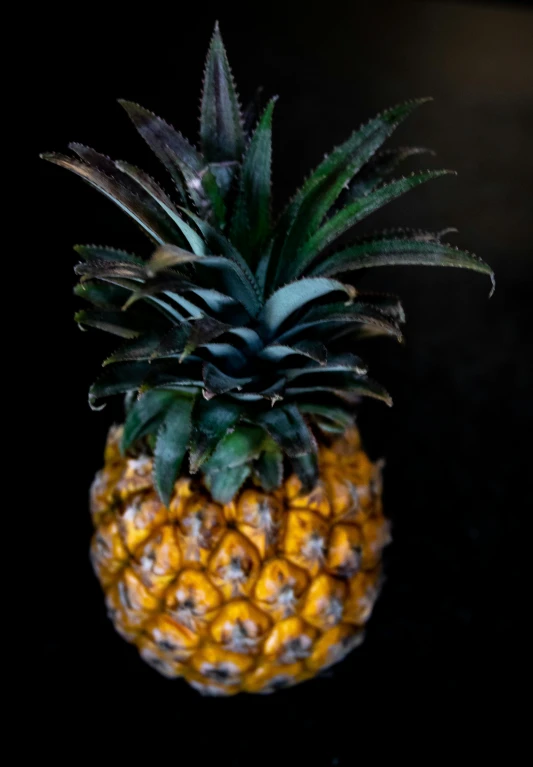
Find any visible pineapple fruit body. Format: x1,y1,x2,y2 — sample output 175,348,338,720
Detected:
91,425,390,695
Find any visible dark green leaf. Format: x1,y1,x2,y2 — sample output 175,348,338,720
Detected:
122,389,179,452
41,149,186,246
257,405,316,458
178,212,262,315
203,363,254,397
258,341,327,365
287,170,454,279
200,22,245,163
311,237,495,293
74,280,131,308
342,146,434,200
75,259,147,282
277,301,404,344
298,402,355,429
254,443,283,491
88,362,151,409
74,245,144,265
75,309,142,338
286,374,392,406
200,343,248,372
200,168,227,226
154,394,196,505
291,453,319,493
225,327,264,354
189,398,242,472
205,464,251,504
103,334,162,366
119,99,203,202
282,354,367,381
204,425,266,472
153,317,230,361
115,161,206,253
271,99,431,285
259,278,354,338
230,97,276,259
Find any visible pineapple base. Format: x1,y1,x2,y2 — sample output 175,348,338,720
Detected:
90,426,390,695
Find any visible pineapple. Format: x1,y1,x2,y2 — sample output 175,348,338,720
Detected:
42,23,493,695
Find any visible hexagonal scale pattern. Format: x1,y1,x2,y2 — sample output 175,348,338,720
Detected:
90,425,389,695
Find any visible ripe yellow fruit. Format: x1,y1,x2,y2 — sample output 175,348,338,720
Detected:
90,425,390,695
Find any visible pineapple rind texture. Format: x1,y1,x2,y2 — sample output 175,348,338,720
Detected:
91,425,390,695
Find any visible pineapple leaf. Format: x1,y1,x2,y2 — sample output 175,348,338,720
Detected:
287,170,454,279
291,453,319,493
41,151,185,246
200,167,227,226
225,327,264,355
254,443,283,491
342,146,435,200
204,425,266,472
103,334,162,366
201,22,245,164
119,99,203,201
75,309,142,338
286,374,392,406
122,389,180,452
88,362,152,409
257,404,317,458
189,397,242,472
203,363,255,397
259,278,355,338
66,145,192,247
272,99,431,285
154,393,196,505
178,211,262,315
230,97,277,260
74,245,144,265
200,343,248,372
153,317,230,360
114,161,206,254
144,245,260,317
259,341,328,365
205,464,252,504
74,281,131,308
282,355,367,381
311,237,495,293
277,303,404,345
298,402,355,429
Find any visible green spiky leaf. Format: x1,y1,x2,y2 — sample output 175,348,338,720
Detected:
254,442,283,491
259,278,355,338
311,237,495,293
271,99,431,285
75,309,142,338
154,393,196,505
41,149,185,246
201,22,245,164
88,362,152,409
189,398,242,472
204,425,266,472
122,389,180,452
287,170,454,280
231,97,276,259
205,464,252,504
257,404,316,457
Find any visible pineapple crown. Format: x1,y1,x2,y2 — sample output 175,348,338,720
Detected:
42,22,494,504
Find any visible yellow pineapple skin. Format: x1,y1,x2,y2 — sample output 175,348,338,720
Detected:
90,425,390,695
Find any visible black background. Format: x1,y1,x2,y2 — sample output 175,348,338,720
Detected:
34,0,531,756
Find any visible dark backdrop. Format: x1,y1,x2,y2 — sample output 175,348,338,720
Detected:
34,0,531,756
